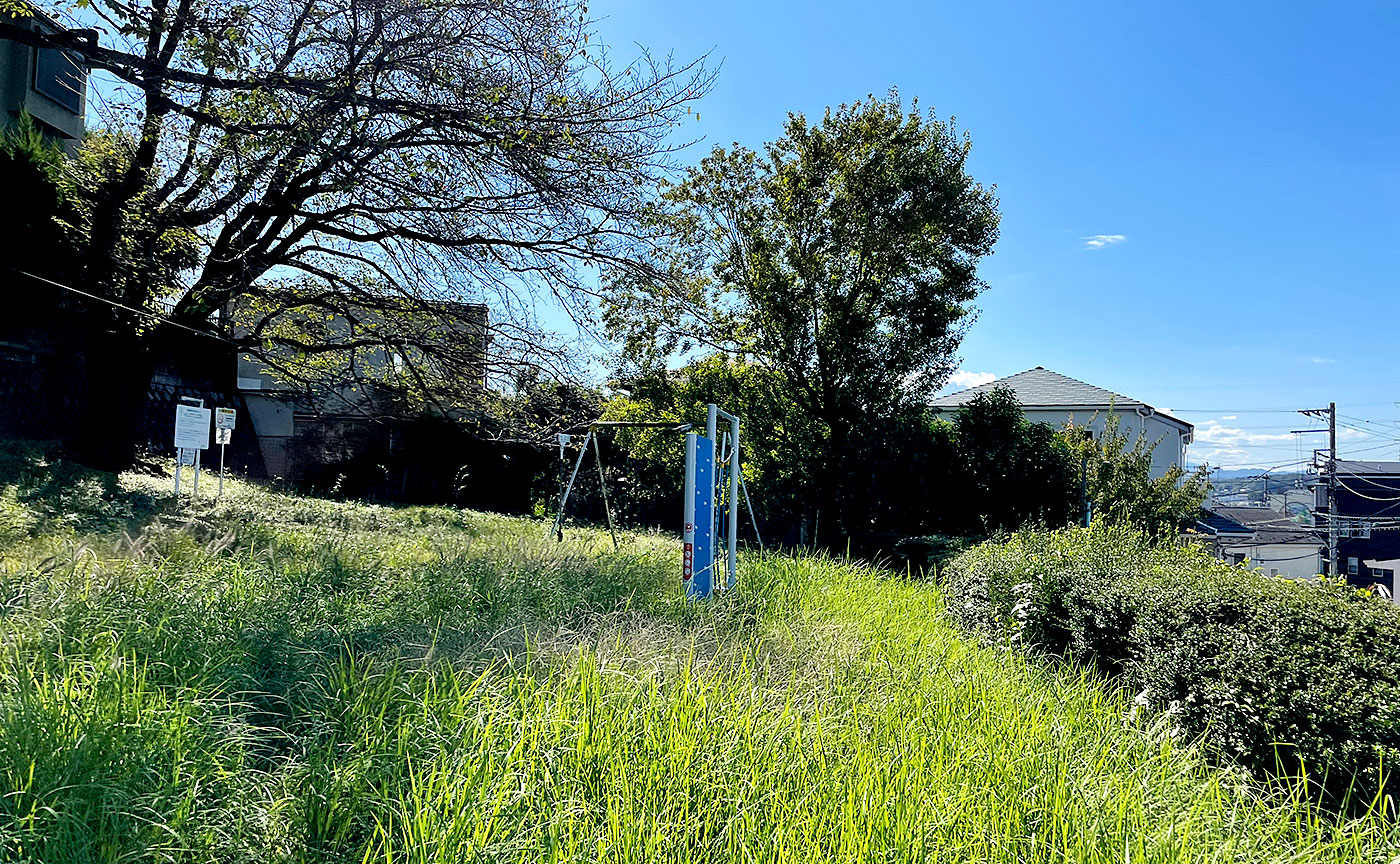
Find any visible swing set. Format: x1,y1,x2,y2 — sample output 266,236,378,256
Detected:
549,403,761,599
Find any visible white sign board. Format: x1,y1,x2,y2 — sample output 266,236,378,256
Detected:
173,405,211,450
215,407,236,430
177,447,197,466
215,427,232,445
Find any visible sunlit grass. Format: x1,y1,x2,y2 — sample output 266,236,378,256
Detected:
0,458,1396,861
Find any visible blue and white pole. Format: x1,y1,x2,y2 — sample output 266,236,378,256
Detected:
683,431,716,598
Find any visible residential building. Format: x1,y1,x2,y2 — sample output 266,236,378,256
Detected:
1193,506,1324,580
1311,461,1400,595
929,366,1194,479
234,298,490,481
1,10,86,149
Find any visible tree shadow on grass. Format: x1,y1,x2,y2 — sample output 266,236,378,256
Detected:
0,440,166,538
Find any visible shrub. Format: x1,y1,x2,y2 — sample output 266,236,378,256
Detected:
943,524,1400,807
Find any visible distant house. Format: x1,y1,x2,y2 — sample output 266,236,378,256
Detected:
929,367,1194,479
1311,461,1400,594
1194,506,1324,580
234,298,490,482
0,10,86,150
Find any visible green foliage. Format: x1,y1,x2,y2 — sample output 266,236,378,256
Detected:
0,114,66,275
1067,411,1211,538
944,524,1400,807
0,451,1396,858
0,121,200,314
602,376,1084,549
944,385,1079,534
5,0,712,468
56,130,201,313
604,92,1001,538
600,356,804,530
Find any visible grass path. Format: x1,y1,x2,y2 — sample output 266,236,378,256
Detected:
0,455,1396,861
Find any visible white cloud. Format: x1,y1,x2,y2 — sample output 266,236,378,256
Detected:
1083,234,1126,249
1222,415,1237,421
1187,421,1372,468
1310,356,1336,364
948,370,996,389
1194,422,1293,448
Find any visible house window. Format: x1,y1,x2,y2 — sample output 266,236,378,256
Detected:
1269,568,1280,577
33,47,84,114
1347,557,1359,576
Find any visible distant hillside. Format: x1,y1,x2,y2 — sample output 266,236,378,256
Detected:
1196,468,1310,482
1208,471,1312,511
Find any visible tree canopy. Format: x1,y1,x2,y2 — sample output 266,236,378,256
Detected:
601,93,1001,537
1,0,712,466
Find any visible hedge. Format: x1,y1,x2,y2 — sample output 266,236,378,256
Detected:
942,525,1400,807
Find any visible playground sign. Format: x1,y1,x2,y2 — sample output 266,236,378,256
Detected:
173,399,210,497
173,405,211,450
214,407,236,430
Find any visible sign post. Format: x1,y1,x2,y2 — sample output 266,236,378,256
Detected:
173,400,211,498
214,408,236,497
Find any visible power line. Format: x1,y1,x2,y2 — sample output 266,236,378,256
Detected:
1174,403,1399,413
1334,479,1400,503
3,266,238,347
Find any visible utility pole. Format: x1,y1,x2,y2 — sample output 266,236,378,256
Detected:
1296,403,1338,577
1329,401,1338,579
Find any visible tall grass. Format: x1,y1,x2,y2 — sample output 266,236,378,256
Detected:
0,452,1396,861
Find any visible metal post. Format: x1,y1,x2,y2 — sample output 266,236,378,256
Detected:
591,431,618,550
705,403,719,588
683,432,697,588
174,459,181,496
1329,401,1339,579
194,448,200,497
1079,428,1092,528
550,428,593,541
739,465,763,549
727,416,739,588
219,442,226,497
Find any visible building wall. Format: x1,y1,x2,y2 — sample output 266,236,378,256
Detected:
232,299,489,485
1223,542,1323,581
1,17,85,148
1020,408,1189,479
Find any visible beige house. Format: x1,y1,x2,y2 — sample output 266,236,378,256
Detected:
930,367,1194,479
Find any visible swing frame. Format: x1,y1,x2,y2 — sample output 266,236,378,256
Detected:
549,404,762,598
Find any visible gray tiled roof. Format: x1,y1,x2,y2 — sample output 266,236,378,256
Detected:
929,367,1191,431
1212,506,1322,546
1334,461,1400,477
930,367,1147,409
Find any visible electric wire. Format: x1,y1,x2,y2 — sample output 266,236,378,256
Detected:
3,265,239,347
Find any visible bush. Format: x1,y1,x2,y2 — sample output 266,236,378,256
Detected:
943,525,1400,807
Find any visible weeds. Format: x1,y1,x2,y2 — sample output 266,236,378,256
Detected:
0,451,1396,861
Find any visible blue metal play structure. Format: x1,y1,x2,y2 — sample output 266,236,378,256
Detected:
551,403,760,599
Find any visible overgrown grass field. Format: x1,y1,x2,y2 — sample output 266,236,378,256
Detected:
1,448,1397,861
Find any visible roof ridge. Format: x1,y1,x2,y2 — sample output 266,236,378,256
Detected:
930,366,1147,407
1031,367,1141,405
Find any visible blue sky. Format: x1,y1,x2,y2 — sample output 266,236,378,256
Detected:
583,0,1400,469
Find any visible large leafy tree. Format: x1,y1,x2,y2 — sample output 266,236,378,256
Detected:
1,0,711,468
603,93,1000,539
